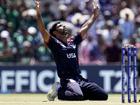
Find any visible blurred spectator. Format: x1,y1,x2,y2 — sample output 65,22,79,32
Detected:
42,2,55,25
119,8,135,39
79,35,106,65
104,38,121,63
79,36,94,65
20,41,35,65
0,30,14,62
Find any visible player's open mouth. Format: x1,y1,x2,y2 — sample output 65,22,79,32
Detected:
63,28,71,37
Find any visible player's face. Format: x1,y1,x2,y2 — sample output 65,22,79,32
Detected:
55,23,71,39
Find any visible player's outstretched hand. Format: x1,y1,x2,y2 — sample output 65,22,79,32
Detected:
34,0,41,9
92,0,100,9
92,0,100,18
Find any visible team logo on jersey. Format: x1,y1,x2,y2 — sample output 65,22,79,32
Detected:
67,53,76,58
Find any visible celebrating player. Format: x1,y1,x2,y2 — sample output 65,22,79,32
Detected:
35,0,108,101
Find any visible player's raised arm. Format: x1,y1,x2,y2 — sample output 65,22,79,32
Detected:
79,0,100,39
35,0,50,43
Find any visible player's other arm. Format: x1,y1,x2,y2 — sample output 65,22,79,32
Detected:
35,0,50,43
79,0,100,39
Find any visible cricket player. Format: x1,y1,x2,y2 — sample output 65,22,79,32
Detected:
35,0,108,101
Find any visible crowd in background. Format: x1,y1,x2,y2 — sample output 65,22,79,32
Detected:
0,0,140,65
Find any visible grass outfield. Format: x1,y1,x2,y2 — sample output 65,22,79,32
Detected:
0,94,139,105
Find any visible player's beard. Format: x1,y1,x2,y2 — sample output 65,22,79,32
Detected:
63,27,71,38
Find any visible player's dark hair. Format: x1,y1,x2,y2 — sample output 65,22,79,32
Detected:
49,22,60,36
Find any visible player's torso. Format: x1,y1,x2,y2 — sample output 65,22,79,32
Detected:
54,38,78,65
47,35,81,78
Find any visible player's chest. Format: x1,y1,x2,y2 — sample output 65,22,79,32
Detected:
61,44,76,53
60,44,77,59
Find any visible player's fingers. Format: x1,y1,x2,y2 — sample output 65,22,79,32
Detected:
92,0,100,9
34,0,40,4
92,0,97,7
34,0,40,8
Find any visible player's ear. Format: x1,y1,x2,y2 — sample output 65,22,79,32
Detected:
53,31,58,36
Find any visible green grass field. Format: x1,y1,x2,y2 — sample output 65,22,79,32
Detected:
0,94,139,105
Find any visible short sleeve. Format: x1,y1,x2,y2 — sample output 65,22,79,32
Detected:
73,33,83,45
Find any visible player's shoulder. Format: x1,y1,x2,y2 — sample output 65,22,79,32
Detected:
44,36,59,48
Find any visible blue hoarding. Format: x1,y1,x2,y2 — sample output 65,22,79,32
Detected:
0,65,122,93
